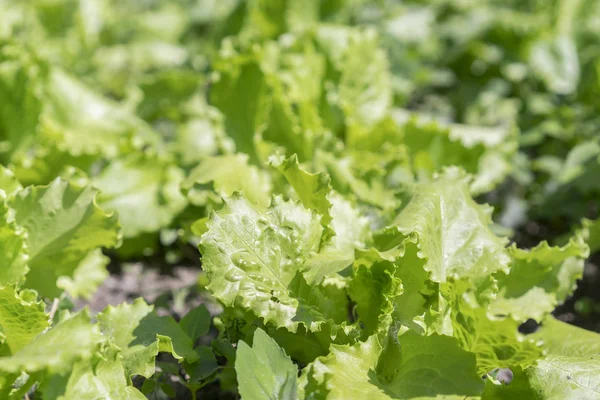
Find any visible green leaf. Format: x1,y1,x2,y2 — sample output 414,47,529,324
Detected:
484,318,600,399
393,111,516,195
183,154,272,208
285,0,319,33
0,165,22,198
527,356,600,400
0,41,44,155
303,332,484,399
530,36,580,95
532,316,600,356
40,344,146,400
331,28,392,131
160,382,176,398
550,141,600,186
210,56,265,164
482,366,538,400
526,318,600,400
41,69,162,158
0,310,99,375
314,150,398,211
327,193,370,253
264,326,333,365
10,178,121,297
0,201,28,286
348,252,401,337
97,298,198,380
8,141,95,186
348,238,428,337
184,346,219,383
236,328,298,400
302,193,370,284
258,44,327,162
451,300,542,375
582,218,600,254
0,285,48,354
173,113,225,167
269,153,332,224
93,153,187,238
211,338,236,363
490,234,589,322
56,250,110,300
96,299,158,379
240,0,287,40
136,69,203,121
200,194,340,332
386,168,510,288
180,304,211,343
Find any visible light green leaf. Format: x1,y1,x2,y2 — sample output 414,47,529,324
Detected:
285,0,319,33
385,240,431,334
200,194,351,332
0,201,28,286
483,318,600,399
41,69,162,158
97,298,198,380
327,193,370,253
554,141,600,185
387,168,510,287
530,36,580,95
303,332,484,400
56,249,110,300
525,318,600,400
236,328,298,400
532,317,600,356
97,299,158,379
451,300,542,375
314,150,398,211
257,44,327,162
348,238,428,337
270,154,370,263
528,356,600,400
174,114,224,166
348,249,404,336
0,310,99,375
0,41,43,155
0,165,22,198
93,153,187,238
10,178,121,297
241,0,287,40
270,153,373,274
183,154,272,208
269,153,332,224
0,285,48,354
490,234,589,322
333,28,392,131
582,218,600,254
301,335,384,400
41,344,146,400
392,111,516,195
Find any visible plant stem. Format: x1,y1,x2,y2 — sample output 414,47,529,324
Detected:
48,298,59,321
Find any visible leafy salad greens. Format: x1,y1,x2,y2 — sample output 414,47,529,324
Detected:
0,0,599,399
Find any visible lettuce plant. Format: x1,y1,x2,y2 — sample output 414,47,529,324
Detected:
0,0,599,399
